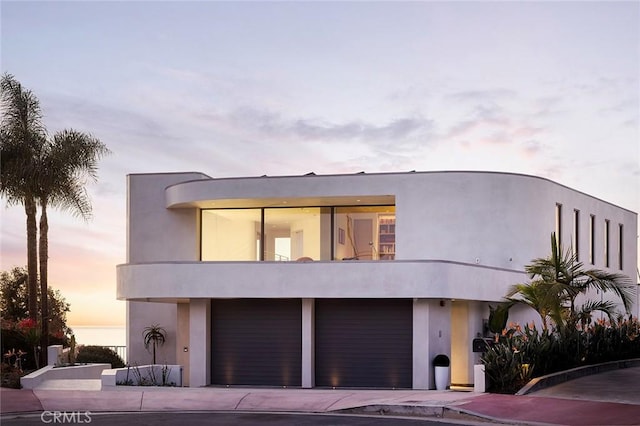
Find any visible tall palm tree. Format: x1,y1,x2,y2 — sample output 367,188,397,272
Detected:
36,130,110,354
508,233,635,330
2,74,110,365
0,73,47,321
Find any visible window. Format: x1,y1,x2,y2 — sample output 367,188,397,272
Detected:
201,204,394,261
201,209,262,261
573,209,580,261
604,219,610,268
555,203,562,247
618,223,623,270
334,206,396,260
589,215,595,265
264,207,331,261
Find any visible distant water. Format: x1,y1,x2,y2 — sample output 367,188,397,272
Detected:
70,325,126,347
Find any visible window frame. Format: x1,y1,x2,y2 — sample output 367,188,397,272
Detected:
200,204,395,262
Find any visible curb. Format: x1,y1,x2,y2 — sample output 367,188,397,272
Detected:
517,358,640,395
337,403,558,425
336,404,445,417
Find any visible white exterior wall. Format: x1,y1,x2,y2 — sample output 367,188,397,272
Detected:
127,301,177,365
119,260,524,301
188,299,210,387
126,172,208,366
122,171,637,388
413,299,451,389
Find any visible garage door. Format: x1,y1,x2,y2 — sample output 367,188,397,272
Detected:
315,299,412,388
211,299,301,386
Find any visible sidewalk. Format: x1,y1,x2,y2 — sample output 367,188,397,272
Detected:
2,367,640,426
1,386,477,415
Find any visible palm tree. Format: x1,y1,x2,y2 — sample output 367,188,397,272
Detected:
508,233,635,330
507,280,570,331
36,130,109,355
2,74,110,365
0,73,47,321
143,324,167,364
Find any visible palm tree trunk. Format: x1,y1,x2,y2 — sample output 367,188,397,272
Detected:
39,198,50,366
25,196,38,321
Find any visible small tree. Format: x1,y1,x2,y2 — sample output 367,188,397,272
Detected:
0,266,71,337
507,233,634,331
143,324,166,365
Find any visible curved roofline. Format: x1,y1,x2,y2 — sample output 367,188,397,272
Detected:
162,169,636,215
127,171,213,178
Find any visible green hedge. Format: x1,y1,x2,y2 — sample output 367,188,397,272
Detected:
76,346,125,368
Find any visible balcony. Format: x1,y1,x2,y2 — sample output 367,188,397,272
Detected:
117,260,525,302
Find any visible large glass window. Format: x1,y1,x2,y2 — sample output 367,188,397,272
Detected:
264,208,332,261
334,206,396,260
201,209,261,261
201,205,395,261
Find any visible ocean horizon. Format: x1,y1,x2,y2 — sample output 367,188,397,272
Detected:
70,325,126,347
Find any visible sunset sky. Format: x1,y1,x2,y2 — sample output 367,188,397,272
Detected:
1,1,638,327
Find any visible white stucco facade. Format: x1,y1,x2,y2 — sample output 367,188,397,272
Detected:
118,171,638,389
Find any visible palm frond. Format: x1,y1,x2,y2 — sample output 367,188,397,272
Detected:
579,269,635,313
1,73,47,141
0,74,47,204
575,300,618,324
33,129,110,219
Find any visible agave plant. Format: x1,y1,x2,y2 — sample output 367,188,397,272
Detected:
143,324,166,365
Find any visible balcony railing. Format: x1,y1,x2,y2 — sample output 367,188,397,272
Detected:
101,345,127,363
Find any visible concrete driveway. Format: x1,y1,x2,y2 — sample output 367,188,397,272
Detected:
528,365,640,405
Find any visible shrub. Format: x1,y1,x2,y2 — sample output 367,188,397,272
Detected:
1,363,22,388
1,328,36,371
76,346,125,368
481,317,640,394
482,327,533,394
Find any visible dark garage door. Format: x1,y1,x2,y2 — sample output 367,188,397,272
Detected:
211,299,301,386
315,299,412,388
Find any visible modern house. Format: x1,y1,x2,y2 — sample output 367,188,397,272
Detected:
117,171,638,389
